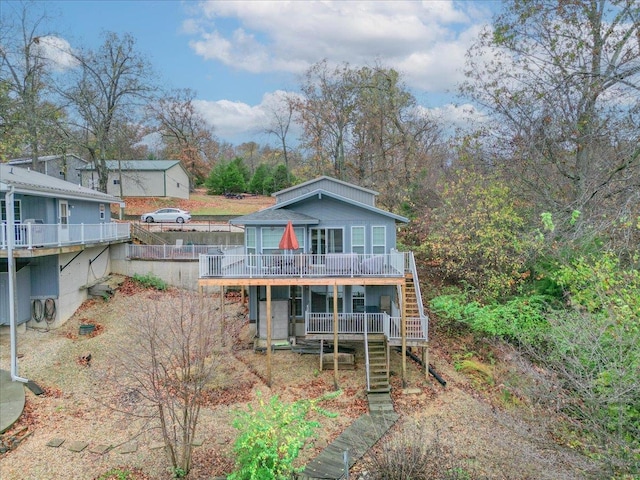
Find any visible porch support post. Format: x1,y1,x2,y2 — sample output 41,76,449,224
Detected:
266,284,272,387
220,286,226,347
401,281,407,388
423,344,429,380
320,339,324,371
333,283,339,390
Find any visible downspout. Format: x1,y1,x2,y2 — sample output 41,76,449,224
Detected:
6,185,29,383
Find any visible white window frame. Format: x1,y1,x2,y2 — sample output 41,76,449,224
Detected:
372,226,386,254
351,226,365,254
1,199,22,222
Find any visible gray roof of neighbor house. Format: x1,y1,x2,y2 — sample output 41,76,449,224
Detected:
0,164,122,203
79,160,183,171
8,154,88,165
231,181,408,226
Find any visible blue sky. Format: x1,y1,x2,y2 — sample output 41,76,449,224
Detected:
4,1,499,145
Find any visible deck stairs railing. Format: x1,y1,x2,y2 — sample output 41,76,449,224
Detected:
130,223,168,245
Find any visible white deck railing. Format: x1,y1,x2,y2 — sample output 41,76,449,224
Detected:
127,244,243,260
1,222,130,249
305,312,427,341
199,252,408,278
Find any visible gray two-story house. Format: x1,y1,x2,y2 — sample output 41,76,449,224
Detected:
198,176,429,391
1,164,130,331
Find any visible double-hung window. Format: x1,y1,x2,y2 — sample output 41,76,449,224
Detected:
351,226,365,255
372,226,386,254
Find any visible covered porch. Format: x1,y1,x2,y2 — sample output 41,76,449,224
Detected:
198,275,429,390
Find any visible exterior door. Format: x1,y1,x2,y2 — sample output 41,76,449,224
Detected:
58,200,69,242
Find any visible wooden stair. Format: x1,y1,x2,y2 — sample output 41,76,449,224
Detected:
367,335,389,393
404,273,426,338
130,223,169,245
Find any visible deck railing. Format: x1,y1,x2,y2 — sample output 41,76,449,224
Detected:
127,244,242,260
199,251,408,278
1,222,130,250
305,312,426,341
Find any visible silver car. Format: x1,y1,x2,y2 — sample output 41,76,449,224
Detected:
140,208,191,223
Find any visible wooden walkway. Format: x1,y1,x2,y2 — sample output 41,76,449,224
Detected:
300,393,398,479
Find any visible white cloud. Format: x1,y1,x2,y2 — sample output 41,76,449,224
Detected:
36,36,78,71
185,0,492,94
194,90,304,144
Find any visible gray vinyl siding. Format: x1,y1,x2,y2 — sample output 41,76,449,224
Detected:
65,199,112,224
29,255,59,298
9,195,110,224
288,197,397,253
276,178,376,206
0,263,31,325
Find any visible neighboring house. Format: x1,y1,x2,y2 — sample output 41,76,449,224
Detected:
8,154,89,183
1,164,130,330
79,160,190,199
198,176,429,391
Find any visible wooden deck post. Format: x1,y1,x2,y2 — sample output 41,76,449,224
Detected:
423,344,429,380
401,282,407,388
220,285,226,347
333,283,339,390
266,284,272,387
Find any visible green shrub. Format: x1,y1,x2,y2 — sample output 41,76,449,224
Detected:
229,392,339,480
430,292,550,344
132,272,168,291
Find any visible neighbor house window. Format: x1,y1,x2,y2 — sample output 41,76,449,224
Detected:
372,226,386,254
1,200,21,222
113,179,120,185
351,226,365,254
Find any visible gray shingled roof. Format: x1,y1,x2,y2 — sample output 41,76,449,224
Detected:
79,160,181,171
230,209,318,226
0,164,122,203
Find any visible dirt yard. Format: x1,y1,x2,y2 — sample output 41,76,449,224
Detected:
0,278,599,479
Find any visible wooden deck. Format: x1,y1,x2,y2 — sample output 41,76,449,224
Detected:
300,393,398,479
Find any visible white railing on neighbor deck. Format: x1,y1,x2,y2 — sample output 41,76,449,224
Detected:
127,244,243,260
199,252,408,278
1,222,130,249
305,312,426,341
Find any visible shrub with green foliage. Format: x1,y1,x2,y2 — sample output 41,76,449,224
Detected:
423,169,543,301
229,392,339,480
430,292,550,344
132,272,168,291
248,163,272,194
205,158,247,195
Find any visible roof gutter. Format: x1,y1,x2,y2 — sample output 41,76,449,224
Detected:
6,185,29,384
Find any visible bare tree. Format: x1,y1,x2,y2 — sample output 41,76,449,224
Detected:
0,1,61,166
62,32,155,192
264,92,296,180
113,291,222,476
147,88,218,185
461,0,640,231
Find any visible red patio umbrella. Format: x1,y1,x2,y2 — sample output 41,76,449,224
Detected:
279,221,299,251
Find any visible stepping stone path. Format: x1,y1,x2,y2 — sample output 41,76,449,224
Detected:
46,437,204,455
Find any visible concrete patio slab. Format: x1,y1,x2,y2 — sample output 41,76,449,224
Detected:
0,369,26,434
